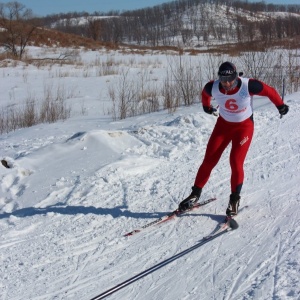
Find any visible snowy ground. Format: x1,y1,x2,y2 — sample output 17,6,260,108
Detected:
0,47,299,300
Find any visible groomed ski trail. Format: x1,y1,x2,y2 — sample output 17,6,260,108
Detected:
0,97,299,300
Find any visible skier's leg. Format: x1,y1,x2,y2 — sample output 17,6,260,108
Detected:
180,117,231,210
229,118,254,193
226,118,254,216
194,117,231,188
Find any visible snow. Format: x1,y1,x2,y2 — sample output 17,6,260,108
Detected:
0,47,300,300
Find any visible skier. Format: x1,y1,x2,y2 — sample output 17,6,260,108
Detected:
179,61,289,216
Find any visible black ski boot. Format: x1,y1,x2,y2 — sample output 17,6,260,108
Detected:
226,192,240,216
179,186,202,211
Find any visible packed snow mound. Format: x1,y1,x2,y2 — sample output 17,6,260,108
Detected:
0,129,144,211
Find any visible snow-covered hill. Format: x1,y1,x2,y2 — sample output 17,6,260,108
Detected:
0,47,299,299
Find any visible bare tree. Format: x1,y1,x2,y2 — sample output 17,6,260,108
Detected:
239,50,273,81
85,17,102,41
0,1,38,59
166,54,203,107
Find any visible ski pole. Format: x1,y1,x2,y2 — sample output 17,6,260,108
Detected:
280,78,285,119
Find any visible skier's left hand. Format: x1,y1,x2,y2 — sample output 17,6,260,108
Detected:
203,105,218,116
277,104,289,117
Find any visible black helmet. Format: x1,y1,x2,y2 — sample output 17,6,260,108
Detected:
218,62,237,82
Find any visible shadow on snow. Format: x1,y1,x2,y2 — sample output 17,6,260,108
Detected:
0,204,222,222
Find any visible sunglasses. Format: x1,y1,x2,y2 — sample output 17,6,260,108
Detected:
219,73,237,82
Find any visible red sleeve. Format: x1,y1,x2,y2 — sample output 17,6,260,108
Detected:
201,81,214,107
249,79,284,106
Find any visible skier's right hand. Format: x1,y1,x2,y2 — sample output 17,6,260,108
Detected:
277,104,289,117
203,105,218,116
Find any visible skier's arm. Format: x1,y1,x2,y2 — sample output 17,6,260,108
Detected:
248,79,283,106
248,79,289,116
201,81,216,114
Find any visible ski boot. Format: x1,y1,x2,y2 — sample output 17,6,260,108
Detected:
226,192,240,217
179,186,202,211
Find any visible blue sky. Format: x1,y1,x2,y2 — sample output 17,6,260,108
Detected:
1,0,299,16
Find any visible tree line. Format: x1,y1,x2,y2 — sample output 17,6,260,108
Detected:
38,0,300,48
1,0,300,59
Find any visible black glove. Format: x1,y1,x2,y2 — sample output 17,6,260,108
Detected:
277,104,289,117
203,105,218,116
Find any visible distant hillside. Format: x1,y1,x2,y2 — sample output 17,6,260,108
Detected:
34,0,300,52
32,27,104,49
1,0,300,57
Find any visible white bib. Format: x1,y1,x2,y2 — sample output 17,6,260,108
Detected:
212,78,253,122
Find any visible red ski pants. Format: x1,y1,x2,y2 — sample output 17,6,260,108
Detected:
194,116,254,194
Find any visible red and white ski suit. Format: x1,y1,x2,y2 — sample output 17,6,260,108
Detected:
194,77,284,194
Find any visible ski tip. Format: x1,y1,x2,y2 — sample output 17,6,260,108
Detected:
124,229,140,237
228,218,239,230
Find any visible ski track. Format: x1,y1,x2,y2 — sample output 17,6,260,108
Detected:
0,97,299,300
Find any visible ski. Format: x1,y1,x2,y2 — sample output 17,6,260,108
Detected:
203,220,229,239
204,216,238,239
203,206,247,239
203,217,238,240
124,197,217,237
